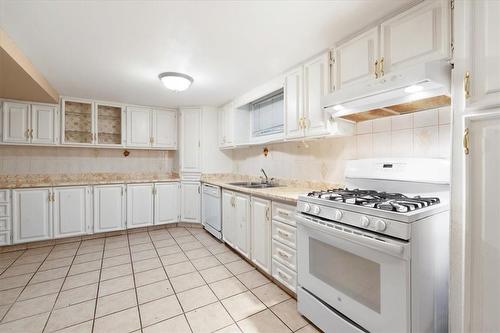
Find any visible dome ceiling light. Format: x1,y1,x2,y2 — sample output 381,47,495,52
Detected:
158,72,194,92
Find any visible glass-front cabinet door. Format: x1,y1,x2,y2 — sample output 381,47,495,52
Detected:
96,103,123,146
62,99,93,144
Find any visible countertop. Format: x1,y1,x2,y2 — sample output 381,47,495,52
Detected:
0,172,180,189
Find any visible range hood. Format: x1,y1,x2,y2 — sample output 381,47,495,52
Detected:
322,61,451,122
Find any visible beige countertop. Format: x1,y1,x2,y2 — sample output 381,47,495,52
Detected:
0,172,180,189
201,174,338,204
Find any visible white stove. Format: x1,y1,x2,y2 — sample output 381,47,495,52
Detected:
296,158,450,333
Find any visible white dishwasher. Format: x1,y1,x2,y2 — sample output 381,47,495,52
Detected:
202,183,222,239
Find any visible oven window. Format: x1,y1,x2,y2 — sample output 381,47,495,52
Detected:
310,238,381,313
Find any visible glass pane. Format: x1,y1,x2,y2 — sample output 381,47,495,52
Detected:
251,91,284,137
64,101,92,144
309,238,381,313
97,105,122,145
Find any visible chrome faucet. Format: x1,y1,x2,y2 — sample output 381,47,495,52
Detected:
260,168,268,184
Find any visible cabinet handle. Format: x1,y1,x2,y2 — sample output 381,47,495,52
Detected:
379,57,384,77
25,129,30,139
277,229,290,238
277,250,290,258
464,71,471,99
277,269,291,280
52,193,55,202
463,128,470,155
29,129,33,138
374,60,379,79
277,209,290,217
266,207,270,221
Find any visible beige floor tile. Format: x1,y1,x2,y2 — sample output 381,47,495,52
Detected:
46,249,77,261
1,262,40,278
174,235,197,244
179,241,204,251
170,271,206,293
236,270,270,289
152,238,177,249
62,270,100,291
0,312,50,333
130,243,154,253
132,257,161,273
13,253,48,265
54,283,98,309
131,249,157,262
191,255,221,270
96,289,137,318
0,304,9,319
0,287,23,306
136,280,174,304
225,260,255,275
31,266,68,284
139,295,182,327
214,323,242,333
73,251,102,265
93,307,141,333
0,273,33,291
237,309,291,333
18,278,64,301
156,244,182,256
45,299,96,332
98,274,134,297
68,259,101,276
77,244,104,256
252,283,291,307
54,320,93,333
38,257,73,271
103,246,129,258
199,265,233,283
209,277,247,300
215,251,241,264
134,267,167,287
143,314,191,333
100,263,132,281
3,293,57,322
295,324,322,333
270,299,308,331
165,261,195,278
185,248,212,260
207,244,231,255
185,302,233,333
177,285,218,312
160,251,188,265
102,254,131,268
221,291,266,321
169,229,191,237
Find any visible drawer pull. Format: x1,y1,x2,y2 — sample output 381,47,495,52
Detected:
278,270,291,280
277,250,290,258
277,209,290,217
277,229,290,238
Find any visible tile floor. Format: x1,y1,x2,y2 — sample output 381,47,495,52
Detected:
0,227,321,333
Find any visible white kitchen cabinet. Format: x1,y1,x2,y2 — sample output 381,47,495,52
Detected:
152,109,177,149
155,182,180,225
53,186,91,238
222,190,250,258
0,189,11,246
284,67,304,139
93,184,126,233
31,104,58,144
334,27,379,89
2,102,56,144
126,106,152,147
303,53,330,137
380,0,450,74
218,102,235,148
127,183,154,229
222,190,236,247
2,102,30,143
12,188,52,243
180,108,202,174
251,196,272,273
181,181,201,223
466,0,500,109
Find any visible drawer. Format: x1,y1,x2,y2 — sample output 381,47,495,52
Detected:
272,240,297,271
0,203,9,217
272,220,297,249
272,259,296,293
0,217,10,231
272,202,296,226
0,231,11,246
0,190,9,203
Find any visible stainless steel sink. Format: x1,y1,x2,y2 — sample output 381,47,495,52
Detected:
228,181,280,189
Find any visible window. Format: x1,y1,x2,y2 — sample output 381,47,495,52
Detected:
251,90,284,137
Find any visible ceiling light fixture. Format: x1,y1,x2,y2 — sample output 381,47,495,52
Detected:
158,72,194,92
404,85,423,93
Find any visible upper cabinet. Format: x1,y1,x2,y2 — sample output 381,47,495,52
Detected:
126,107,177,149
96,103,125,146
180,107,202,175
62,99,94,145
153,109,177,148
218,102,235,148
126,106,152,147
284,66,304,139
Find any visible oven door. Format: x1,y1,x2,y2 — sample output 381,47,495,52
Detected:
296,214,410,333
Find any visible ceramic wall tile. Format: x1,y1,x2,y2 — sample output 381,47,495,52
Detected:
413,126,439,157
372,118,391,133
372,132,391,157
439,107,451,125
413,109,439,128
356,121,372,134
391,129,414,157
391,114,413,131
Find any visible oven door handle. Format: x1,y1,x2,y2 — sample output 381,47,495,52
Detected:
296,214,408,258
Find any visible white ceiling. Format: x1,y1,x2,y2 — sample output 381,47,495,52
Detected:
0,0,413,108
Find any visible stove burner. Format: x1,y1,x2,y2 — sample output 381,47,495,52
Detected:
307,188,440,213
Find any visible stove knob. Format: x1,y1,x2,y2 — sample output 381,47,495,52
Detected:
303,203,311,212
360,216,370,227
374,220,387,231
313,206,321,214
334,210,343,220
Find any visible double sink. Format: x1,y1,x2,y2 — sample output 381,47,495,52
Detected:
229,181,281,189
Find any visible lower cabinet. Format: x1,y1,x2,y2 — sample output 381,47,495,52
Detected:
222,189,250,258
53,186,92,238
181,181,201,223
155,182,180,225
126,183,154,229
222,190,236,247
0,189,11,245
250,197,272,273
94,184,126,233
12,188,52,244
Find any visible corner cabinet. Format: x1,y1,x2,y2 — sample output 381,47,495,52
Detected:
181,181,201,223
12,188,52,244
251,197,272,273
93,184,126,233
155,182,180,225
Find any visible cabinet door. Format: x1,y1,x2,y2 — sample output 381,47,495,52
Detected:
126,107,151,147
251,197,271,273
224,103,234,146
126,183,154,229
218,108,226,147
467,0,500,109
380,0,450,74
2,102,30,143
234,192,250,258
222,190,235,247
53,186,91,238
31,104,57,144
284,67,304,139
152,109,177,148
155,182,180,225
12,188,51,243
304,53,330,137
181,181,201,223
180,108,202,172
334,27,379,89
93,185,125,233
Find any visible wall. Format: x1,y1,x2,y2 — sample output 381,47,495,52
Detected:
232,106,451,184
0,146,175,174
